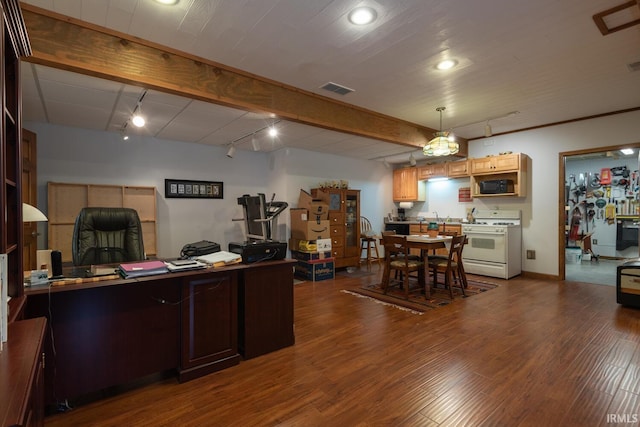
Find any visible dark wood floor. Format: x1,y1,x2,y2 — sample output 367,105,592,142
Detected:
44,264,640,426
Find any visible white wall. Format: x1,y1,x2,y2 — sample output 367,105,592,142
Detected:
28,109,640,277
466,110,640,277
28,122,392,259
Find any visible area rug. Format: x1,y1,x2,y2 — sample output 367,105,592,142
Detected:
342,274,498,314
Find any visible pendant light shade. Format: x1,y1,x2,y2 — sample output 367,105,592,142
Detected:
423,107,459,157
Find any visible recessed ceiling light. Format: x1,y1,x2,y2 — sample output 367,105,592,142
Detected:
435,59,458,71
348,7,377,25
620,148,634,155
154,0,179,5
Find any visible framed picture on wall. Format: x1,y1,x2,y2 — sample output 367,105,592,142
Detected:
165,179,223,199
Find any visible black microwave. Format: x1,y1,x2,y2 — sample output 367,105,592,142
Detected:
479,179,514,194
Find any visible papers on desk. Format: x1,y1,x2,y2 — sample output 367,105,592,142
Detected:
195,251,242,267
118,260,169,278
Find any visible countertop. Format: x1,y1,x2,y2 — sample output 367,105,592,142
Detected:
384,219,464,225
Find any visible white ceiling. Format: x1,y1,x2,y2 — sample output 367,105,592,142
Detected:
20,0,640,164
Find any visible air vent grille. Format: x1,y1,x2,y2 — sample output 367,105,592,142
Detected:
320,82,355,95
628,61,640,72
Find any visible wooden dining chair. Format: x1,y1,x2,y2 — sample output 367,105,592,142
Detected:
381,234,426,299
427,234,468,298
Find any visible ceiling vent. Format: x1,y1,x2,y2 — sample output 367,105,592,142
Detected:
320,82,355,96
628,60,640,72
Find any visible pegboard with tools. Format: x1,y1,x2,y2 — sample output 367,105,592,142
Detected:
567,166,640,238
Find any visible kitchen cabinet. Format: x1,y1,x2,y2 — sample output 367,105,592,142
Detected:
418,163,447,180
393,168,425,201
470,153,529,198
312,188,360,269
446,160,470,178
470,153,522,174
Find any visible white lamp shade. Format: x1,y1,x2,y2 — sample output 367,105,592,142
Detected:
23,203,48,222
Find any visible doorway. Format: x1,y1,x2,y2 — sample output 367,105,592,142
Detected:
560,143,640,285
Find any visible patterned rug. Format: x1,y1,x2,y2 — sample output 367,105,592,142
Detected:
342,274,498,314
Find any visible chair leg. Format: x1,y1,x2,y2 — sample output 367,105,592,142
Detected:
445,268,454,299
403,270,410,300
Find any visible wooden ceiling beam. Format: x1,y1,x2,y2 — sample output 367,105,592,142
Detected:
21,4,467,156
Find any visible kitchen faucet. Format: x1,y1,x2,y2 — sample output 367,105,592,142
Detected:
434,211,440,222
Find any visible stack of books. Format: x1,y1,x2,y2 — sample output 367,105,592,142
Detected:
118,260,169,279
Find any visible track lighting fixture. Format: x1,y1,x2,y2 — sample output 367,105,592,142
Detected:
130,90,147,128
268,125,278,137
251,136,260,151
409,153,417,166
485,121,493,137
226,144,236,158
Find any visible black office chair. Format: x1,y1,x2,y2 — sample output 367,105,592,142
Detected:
72,207,145,266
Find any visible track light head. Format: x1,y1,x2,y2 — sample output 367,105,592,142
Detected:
226,144,236,158
485,122,493,137
251,136,260,151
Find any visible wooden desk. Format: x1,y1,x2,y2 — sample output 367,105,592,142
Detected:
24,260,295,405
0,317,46,427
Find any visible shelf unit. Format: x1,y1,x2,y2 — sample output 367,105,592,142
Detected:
1,0,30,320
312,188,360,269
48,182,158,263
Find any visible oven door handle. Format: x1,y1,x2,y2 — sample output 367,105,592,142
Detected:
464,230,507,235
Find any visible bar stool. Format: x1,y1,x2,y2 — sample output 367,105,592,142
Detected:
360,216,380,269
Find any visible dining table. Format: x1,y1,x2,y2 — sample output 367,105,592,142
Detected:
404,234,453,298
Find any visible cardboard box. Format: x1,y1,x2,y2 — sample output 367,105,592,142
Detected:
298,189,329,220
291,250,333,262
316,238,332,251
294,258,335,282
290,208,330,240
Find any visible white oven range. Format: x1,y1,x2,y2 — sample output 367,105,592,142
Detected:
461,210,522,279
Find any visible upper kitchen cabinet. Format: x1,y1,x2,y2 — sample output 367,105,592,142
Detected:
418,163,447,180
393,168,425,202
470,153,523,174
470,153,529,198
446,160,470,178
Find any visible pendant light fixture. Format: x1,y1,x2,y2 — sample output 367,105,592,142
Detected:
423,107,459,157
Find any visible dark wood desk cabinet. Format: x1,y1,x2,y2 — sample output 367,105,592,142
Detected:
179,271,240,382
239,263,294,359
23,260,295,405
0,317,47,427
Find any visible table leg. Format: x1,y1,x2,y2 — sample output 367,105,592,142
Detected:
422,249,431,299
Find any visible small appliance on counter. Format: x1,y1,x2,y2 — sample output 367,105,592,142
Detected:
397,208,407,221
